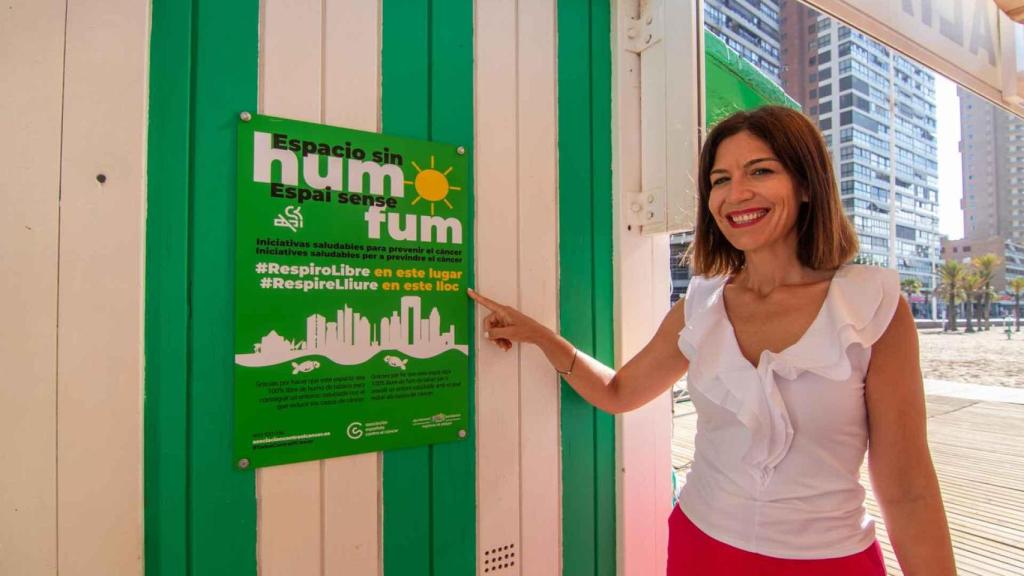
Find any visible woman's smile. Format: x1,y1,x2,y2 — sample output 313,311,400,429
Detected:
725,207,772,228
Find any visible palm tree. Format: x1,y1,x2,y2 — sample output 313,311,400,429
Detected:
1009,277,1024,332
972,254,1000,330
984,284,999,329
900,278,923,315
937,260,965,332
962,272,984,333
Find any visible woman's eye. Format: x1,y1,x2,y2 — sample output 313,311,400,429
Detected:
711,177,729,187
751,167,772,176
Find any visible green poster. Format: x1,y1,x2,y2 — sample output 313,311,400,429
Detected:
234,114,472,469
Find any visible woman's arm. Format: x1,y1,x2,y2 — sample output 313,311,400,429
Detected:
865,297,956,576
468,288,689,414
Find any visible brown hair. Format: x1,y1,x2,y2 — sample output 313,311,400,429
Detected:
687,105,859,276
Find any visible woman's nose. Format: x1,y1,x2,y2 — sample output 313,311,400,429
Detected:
725,175,755,202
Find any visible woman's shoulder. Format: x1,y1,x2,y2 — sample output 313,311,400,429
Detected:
683,274,729,314
838,263,899,284
825,263,901,348
686,273,730,293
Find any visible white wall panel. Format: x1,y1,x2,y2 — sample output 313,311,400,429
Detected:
613,0,675,574
515,0,562,574
257,1,383,574
257,1,325,574
56,0,148,573
322,1,382,574
476,2,563,575
0,1,65,572
475,1,524,573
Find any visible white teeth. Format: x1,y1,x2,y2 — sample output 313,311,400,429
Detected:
732,210,768,224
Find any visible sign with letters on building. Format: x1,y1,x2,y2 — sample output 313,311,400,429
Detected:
806,0,1023,108
234,114,472,469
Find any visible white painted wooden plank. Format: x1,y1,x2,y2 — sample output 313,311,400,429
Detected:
259,0,323,120
516,1,562,574
257,464,321,576
0,1,65,574
321,1,381,574
323,0,380,133
616,229,669,576
322,453,379,575
475,0,523,573
663,0,701,232
618,237,674,576
613,0,675,573
649,237,674,560
257,1,324,575
56,0,148,573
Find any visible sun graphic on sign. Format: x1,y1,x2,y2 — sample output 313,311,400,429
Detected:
406,155,461,215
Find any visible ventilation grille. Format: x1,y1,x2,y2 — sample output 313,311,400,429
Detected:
482,542,517,573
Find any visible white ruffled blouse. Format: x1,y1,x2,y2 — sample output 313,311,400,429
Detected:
675,263,900,559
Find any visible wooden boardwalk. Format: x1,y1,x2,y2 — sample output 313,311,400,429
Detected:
672,395,1024,575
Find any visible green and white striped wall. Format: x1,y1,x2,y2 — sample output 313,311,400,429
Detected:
3,1,681,574
1,1,999,574
145,1,632,575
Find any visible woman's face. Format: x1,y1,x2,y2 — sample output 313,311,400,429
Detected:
707,130,805,254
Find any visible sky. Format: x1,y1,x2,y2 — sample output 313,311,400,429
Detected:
934,74,965,241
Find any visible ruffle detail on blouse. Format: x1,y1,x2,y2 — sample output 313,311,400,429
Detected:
677,264,900,487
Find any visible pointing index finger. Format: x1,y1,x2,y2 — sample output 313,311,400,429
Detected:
467,288,503,312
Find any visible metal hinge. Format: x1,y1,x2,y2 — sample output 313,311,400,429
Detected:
625,0,663,54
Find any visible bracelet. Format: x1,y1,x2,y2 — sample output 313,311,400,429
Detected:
556,348,578,377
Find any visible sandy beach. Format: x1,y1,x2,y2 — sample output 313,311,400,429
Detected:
918,324,1024,388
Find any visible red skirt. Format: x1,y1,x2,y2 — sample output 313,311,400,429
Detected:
667,504,886,575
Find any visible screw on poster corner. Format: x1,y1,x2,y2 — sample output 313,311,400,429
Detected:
234,113,473,468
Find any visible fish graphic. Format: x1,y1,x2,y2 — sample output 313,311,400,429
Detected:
291,360,320,374
384,355,408,370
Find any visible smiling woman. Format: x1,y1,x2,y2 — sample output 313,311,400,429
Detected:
691,106,859,277
467,103,956,575
663,105,957,575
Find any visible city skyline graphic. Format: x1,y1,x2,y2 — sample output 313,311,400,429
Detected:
235,295,468,368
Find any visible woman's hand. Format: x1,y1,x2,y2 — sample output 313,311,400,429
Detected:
467,288,552,351
468,287,690,414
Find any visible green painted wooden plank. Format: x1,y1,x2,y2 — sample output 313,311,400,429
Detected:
382,1,433,574
588,4,616,575
590,0,614,368
556,1,596,344
382,0,430,140
144,1,192,574
594,412,616,576
559,0,617,574
428,1,476,574
189,1,259,574
560,399,597,576
558,0,598,574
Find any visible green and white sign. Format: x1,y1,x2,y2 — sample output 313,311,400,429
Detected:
234,114,472,468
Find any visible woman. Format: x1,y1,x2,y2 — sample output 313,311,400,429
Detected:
468,106,955,575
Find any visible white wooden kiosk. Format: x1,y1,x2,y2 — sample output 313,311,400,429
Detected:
3,1,1024,575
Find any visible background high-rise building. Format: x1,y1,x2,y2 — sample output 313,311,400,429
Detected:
958,88,1024,243
703,0,783,84
780,2,941,305
675,2,943,314
952,88,1024,303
